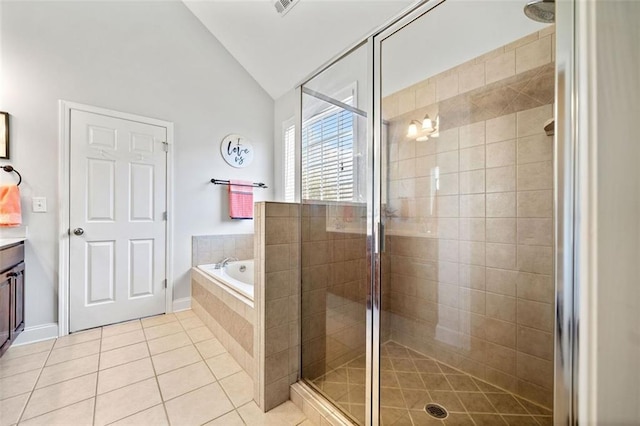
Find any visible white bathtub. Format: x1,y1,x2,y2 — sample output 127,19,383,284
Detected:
197,260,254,301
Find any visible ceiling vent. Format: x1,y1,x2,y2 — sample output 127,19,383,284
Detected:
273,0,300,16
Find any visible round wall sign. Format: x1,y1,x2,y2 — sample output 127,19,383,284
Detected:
220,134,254,168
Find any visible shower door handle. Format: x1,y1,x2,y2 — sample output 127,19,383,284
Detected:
376,221,385,253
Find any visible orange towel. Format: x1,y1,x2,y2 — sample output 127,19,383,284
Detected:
0,185,21,227
228,180,253,219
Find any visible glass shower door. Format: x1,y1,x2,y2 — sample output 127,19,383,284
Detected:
299,43,371,425
374,1,556,424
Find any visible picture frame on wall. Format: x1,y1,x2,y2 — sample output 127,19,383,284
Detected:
0,112,9,159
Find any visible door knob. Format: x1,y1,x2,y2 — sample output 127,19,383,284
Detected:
73,228,84,236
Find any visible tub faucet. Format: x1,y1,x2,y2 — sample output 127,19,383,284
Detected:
215,257,238,269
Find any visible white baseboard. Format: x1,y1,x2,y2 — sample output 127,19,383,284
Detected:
172,297,191,312
12,323,59,346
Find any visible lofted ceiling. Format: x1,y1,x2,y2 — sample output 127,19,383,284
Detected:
183,0,413,100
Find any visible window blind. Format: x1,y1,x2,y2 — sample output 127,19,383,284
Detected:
301,95,354,201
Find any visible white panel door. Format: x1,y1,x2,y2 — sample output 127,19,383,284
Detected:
69,110,167,332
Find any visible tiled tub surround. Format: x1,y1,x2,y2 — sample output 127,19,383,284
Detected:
192,233,253,266
381,27,555,409
300,203,369,413
191,269,255,378
191,203,303,413
254,202,302,411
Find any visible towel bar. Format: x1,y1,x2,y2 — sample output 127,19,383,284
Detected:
2,166,21,186
210,179,267,189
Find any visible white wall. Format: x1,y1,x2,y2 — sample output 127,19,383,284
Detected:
590,0,640,423
0,0,274,331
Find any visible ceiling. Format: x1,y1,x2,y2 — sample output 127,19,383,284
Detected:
183,0,413,100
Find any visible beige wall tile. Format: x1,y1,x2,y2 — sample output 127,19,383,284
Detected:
438,173,459,195
486,166,516,193
517,245,553,274
517,299,554,332
437,195,460,218
486,140,516,168
516,36,552,74
486,218,516,244
436,150,459,174
516,272,554,304
485,50,516,84
517,161,553,191
486,268,517,297
485,318,516,348
517,326,553,361
436,73,459,101
459,264,486,290
485,342,516,375
517,134,553,164
460,146,486,171
459,218,486,242
517,105,553,138
459,62,486,94
517,190,552,218
415,82,437,109
516,352,553,389
398,89,416,116
459,122,485,149
486,114,516,144
459,241,486,266
517,218,553,246
486,192,516,217
486,293,516,322
436,128,460,153
459,170,486,195
265,217,292,245
460,194,485,218
383,94,399,119
486,243,516,269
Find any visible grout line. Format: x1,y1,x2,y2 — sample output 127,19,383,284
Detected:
91,326,103,426
142,320,172,426
15,334,57,425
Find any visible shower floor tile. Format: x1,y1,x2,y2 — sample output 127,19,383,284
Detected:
311,341,552,426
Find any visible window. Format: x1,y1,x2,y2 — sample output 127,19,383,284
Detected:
283,118,296,202
301,92,355,201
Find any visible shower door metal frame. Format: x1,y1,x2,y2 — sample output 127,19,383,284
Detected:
295,0,579,424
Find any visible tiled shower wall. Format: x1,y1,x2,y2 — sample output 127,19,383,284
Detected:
191,234,253,266
382,27,555,408
300,203,368,381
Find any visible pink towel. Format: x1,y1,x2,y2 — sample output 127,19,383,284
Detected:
0,185,21,227
228,180,253,219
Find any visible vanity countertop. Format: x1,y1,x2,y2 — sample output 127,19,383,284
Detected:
0,238,26,250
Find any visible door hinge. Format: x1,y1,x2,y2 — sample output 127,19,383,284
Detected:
163,211,167,221
162,141,169,152
163,279,167,289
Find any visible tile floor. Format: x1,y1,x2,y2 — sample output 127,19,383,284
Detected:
312,341,553,426
0,310,310,426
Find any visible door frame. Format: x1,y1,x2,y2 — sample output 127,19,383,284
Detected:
57,101,174,337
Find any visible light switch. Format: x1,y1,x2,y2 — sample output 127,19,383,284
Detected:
32,197,47,213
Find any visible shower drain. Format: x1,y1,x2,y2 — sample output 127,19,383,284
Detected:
424,403,448,419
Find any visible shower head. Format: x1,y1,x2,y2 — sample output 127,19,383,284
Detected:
524,0,555,23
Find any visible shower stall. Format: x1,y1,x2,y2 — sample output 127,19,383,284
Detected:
298,1,572,424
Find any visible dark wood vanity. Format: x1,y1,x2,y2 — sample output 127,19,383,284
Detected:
0,241,25,357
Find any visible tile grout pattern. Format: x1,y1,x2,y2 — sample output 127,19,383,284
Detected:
0,310,309,426
312,341,552,426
